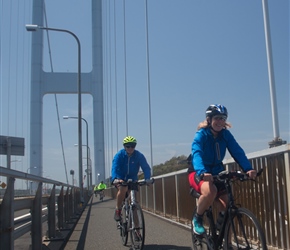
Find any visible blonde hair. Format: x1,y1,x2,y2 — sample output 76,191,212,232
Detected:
197,118,232,131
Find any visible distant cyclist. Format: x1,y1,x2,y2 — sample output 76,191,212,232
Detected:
188,104,257,235
111,136,151,221
94,181,107,199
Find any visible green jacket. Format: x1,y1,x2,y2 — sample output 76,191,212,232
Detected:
95,183,106,190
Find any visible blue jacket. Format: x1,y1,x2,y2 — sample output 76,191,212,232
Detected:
111,149,151,182
189,127,252,176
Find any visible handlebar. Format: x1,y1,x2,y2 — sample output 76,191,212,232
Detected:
114,178,155,187
214,168,263,183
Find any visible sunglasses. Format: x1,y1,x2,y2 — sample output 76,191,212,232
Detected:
213,115,227,121
125,145,136,149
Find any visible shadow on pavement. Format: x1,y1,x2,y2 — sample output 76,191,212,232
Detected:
143,244,192,250
91,197,114,206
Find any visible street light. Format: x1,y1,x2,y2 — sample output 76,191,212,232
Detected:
64,116,90,193
70,170,75,186
26,166,37,192
26,24,84,202
74,144,91,191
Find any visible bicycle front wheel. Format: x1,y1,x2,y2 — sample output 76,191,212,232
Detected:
224,207,267,250
120,204,128,246
129,203,145,250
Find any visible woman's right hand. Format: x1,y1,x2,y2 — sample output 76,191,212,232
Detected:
113,178,124,186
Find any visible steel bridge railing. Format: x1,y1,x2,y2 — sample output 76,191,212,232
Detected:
0,167,90,250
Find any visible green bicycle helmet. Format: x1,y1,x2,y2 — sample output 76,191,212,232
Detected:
123,136,137,145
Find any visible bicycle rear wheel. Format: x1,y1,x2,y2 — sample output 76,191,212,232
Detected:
224,207,267,250
120,204,128,246
100,192,104,201
129,203,145,250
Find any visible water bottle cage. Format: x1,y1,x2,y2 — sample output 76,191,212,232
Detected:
216,212,224,230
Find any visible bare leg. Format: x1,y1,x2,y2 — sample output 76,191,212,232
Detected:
116,185,128,209
197,181,217,215
215,193,227,212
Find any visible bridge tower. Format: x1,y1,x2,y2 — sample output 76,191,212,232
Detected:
29,0,105,185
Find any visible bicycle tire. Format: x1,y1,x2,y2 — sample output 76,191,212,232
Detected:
120,204,128,246
224,207,267,250
129,203,145,250
191,208,214,250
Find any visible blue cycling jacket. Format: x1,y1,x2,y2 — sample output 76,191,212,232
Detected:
189,127,252,176
111,149,151,182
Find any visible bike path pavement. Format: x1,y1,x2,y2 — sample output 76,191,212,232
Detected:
65,195,193,250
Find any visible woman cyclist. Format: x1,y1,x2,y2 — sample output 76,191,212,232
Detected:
188,104,257,235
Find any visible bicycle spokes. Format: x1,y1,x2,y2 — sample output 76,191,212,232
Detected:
225,208,267,249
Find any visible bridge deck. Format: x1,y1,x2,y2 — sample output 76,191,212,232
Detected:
65,195,193,250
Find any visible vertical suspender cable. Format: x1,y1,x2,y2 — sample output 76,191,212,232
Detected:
7,0,13,135
21,1,27,177
123,0,129,135
103,1,110,179
144,0,154,176
15,1,20,137
108,1,114,177
108,1,114,172
43,1,69,184
114,0,119,152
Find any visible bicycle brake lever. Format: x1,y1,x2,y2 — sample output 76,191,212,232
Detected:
257,168,263,177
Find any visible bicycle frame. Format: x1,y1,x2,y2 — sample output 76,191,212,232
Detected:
125,185,138,232
205,175,238,248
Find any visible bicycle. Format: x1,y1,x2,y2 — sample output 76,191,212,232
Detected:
98,189,105,201
191,168,267,250
94,189,105,200
116,178,154,250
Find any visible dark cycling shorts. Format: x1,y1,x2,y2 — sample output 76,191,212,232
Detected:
188,172,226,196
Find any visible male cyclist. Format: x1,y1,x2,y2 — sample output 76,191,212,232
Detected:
188,104,257,235
111,136,151,221
95,181,106,200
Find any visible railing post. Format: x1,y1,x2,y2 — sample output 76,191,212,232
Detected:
47,184,56,238
0,177,15,250
153,180,156,214
284,151,290,247
58,187,64,229
175,174,180,222
31,182,43,249
162,177,166,217
64,187,70,223
68,187,73,219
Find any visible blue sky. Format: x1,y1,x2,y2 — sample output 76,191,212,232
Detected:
1,0,289,186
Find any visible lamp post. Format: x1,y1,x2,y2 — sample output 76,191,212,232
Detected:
26,166,37,191
26,24,83,202
74,144,91,192
64,116,90,193
70,170,75,186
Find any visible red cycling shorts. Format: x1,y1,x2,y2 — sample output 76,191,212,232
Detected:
188,172,203,194
188,171,226,197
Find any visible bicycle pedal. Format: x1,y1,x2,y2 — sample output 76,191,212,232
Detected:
194,233,205,239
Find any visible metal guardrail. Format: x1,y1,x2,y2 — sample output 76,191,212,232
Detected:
0,167,90,250
106,144,290,250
